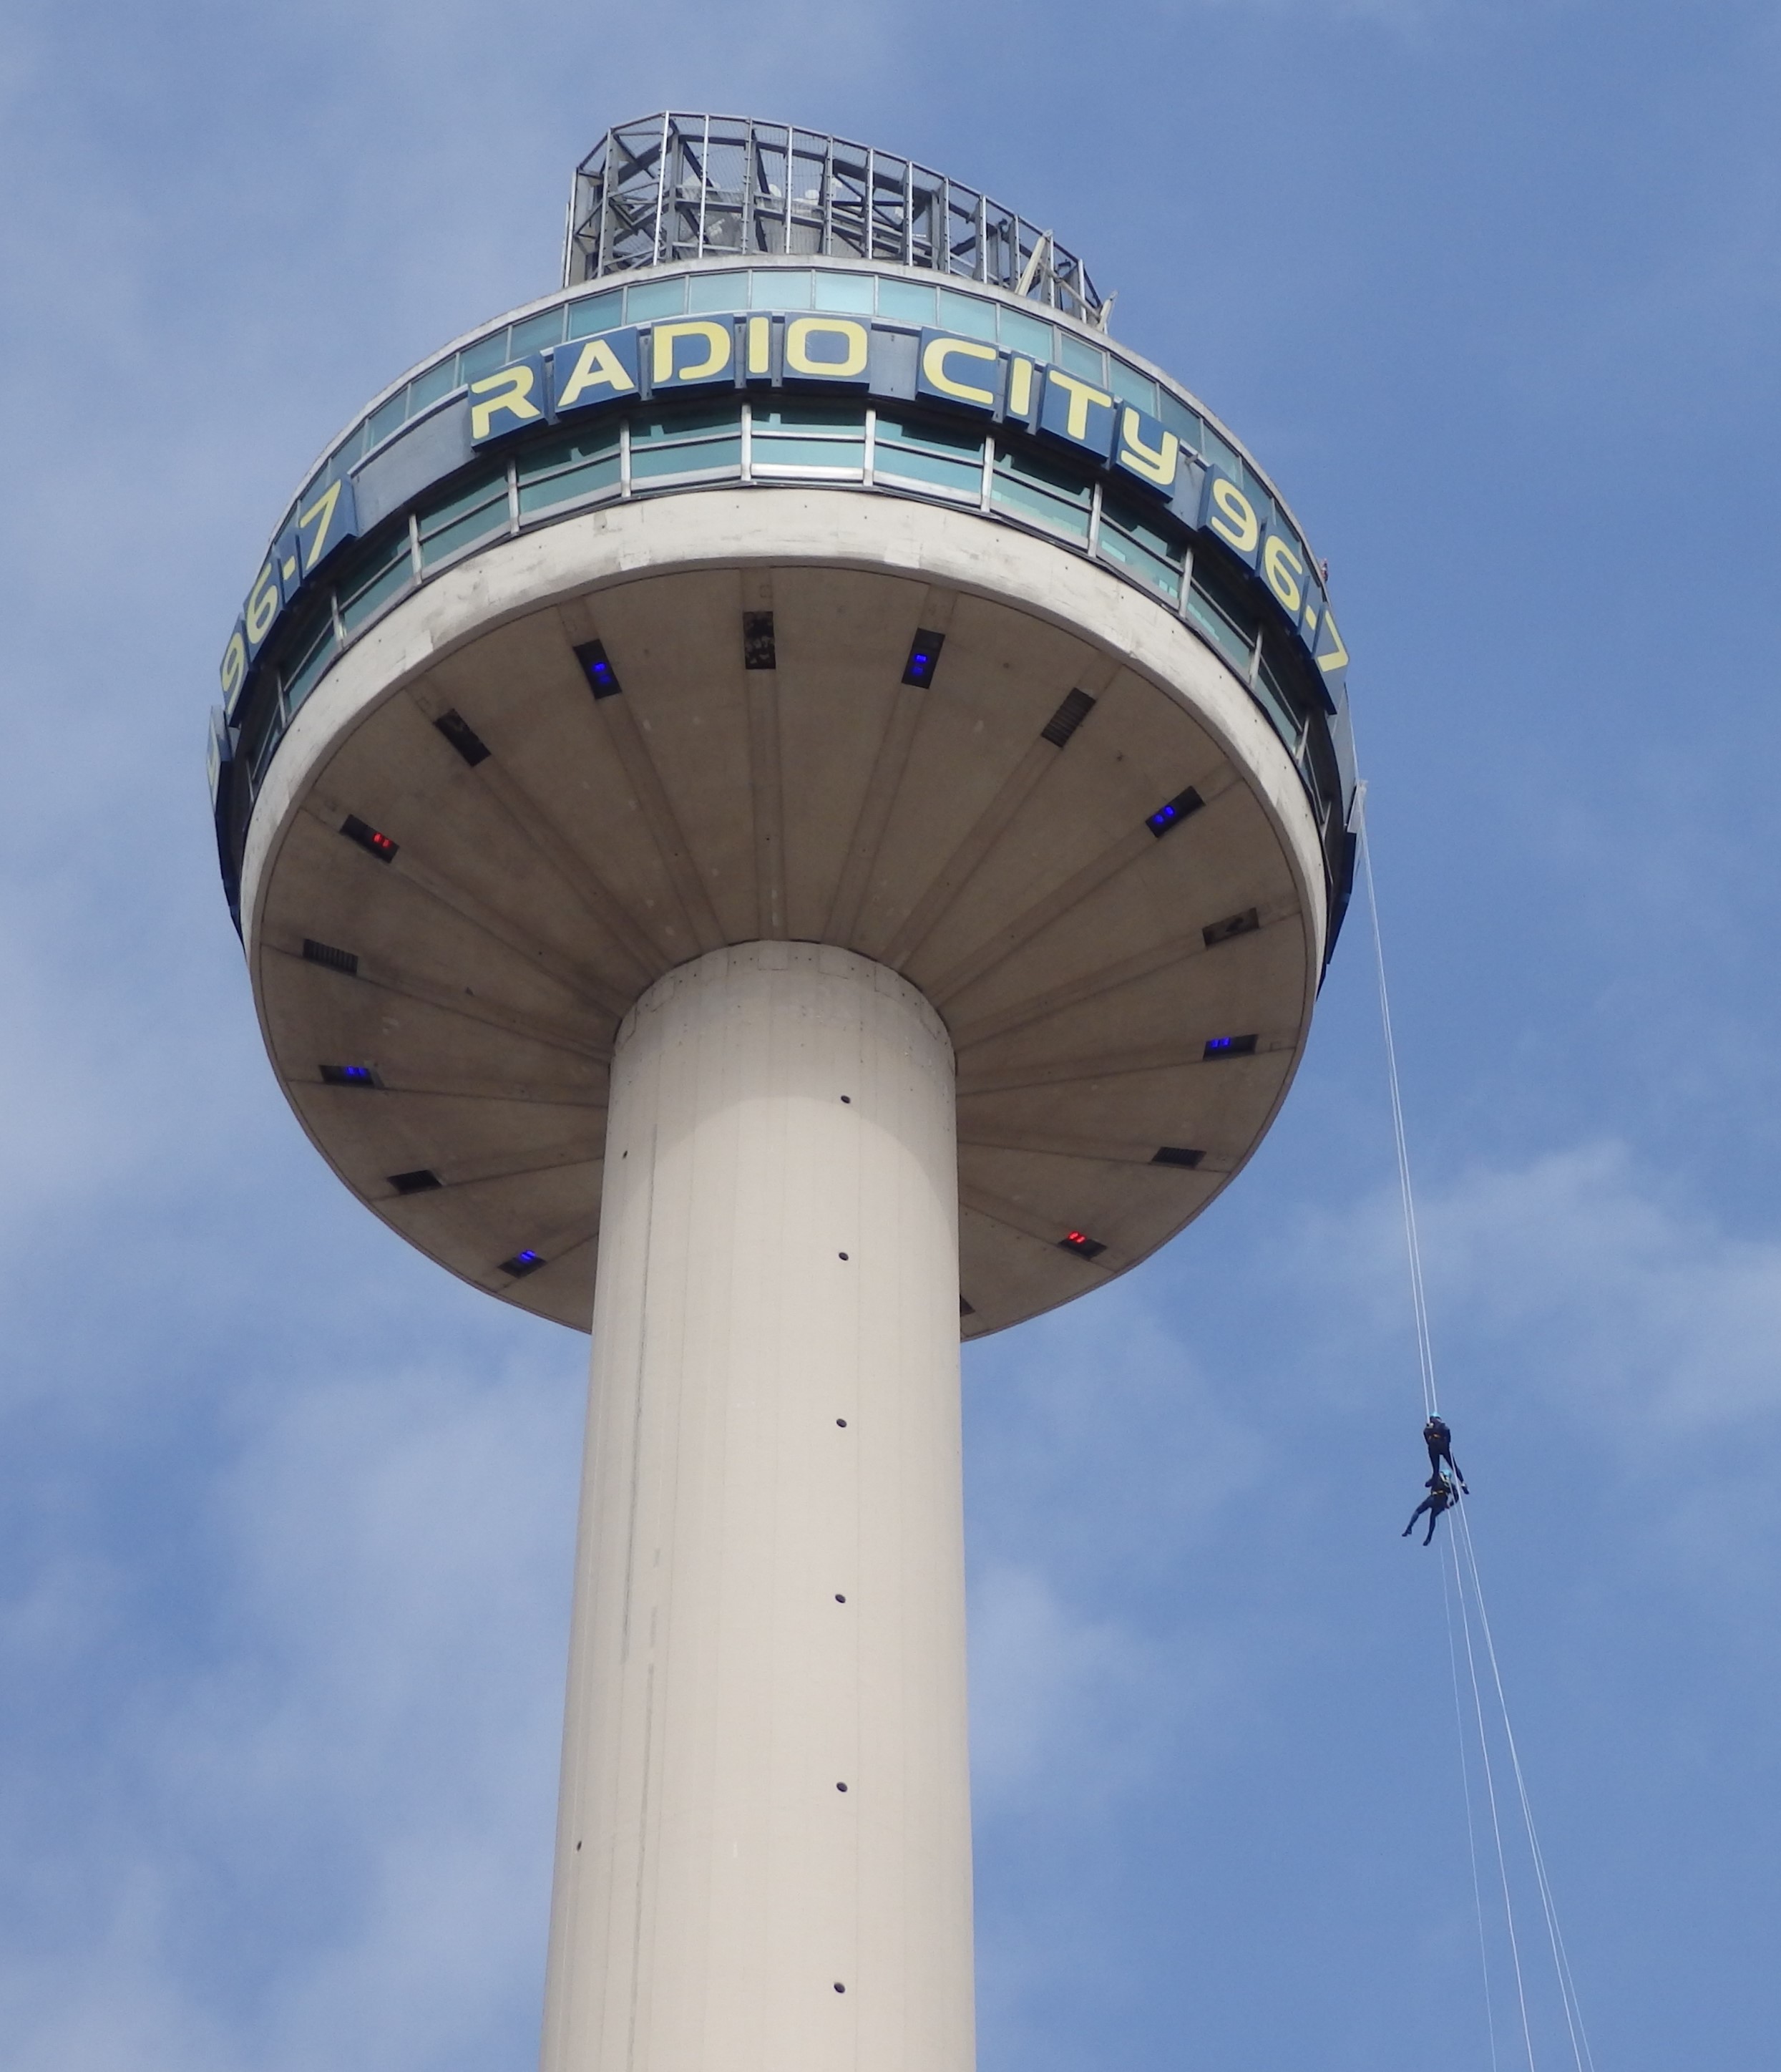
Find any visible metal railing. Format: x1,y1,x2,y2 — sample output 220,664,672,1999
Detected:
565,113,1106,326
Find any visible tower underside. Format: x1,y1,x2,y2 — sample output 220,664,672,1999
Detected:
241,489,1327,1341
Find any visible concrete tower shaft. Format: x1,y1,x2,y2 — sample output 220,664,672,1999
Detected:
544,944,971,2072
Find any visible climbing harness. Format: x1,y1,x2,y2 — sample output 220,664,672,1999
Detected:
1357,787,1597,2072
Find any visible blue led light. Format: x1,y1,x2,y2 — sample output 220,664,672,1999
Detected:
902,629,945,688
1201,1033,1259,1060
1144,785,1205,838
1205,1036,1231,1052
320,1062,381,1087
573,638,622,699
516,1249,540,1265
499,1246,548,1278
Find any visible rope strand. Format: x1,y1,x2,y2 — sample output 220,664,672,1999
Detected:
1357,785,1438,1419
1359,787,1595,2070
1443,1547,1503,2072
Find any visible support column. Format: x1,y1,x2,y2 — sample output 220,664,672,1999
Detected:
541,942,974,2072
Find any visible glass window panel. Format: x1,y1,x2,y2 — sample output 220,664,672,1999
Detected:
1099,537,1181,601
282,621,338,716
330,422,369,473
992,473,1090,539
874,442,981,496
517,428,622,513
250,716,283,786
340,539,414,632
1241,467,1277,533
519,427,621,478
991,445,1092,540
417,464,508,541
812,270,876,312
518,453,621,513
409,359,458,411
753,404,862,434
688,271,748,312
1056,330,1106,381
1099,500,1184,602
997,443,1091,502
1251,658,1300,747
459,332,510,380
1108,360,1158,413
752,437,862,473
420,497,509,565
1101,496,1179,562
366,388,408,449
1156,389,1203,452
1185,581,1256,673
1200,422,1241,476
426,497,515,563
633,404,742,445
748,268,812,309
567,289,623,336
510,308,566,356
937,289,997,340
874,277,935,326
631,432,743,480
625,276,687,320
874,412,980,458
997,307,1052,359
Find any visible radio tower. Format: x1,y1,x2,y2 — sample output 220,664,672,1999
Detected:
211,114,1355,2072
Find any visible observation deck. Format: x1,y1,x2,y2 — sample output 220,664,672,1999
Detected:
210,116,1357,1341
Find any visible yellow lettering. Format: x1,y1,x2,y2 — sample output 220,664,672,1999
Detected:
556,337,636,409
1316,607,1349,677
1006,357,1035,415
245,561,280,644
1118,407,1179,487
1262,533,1304,615
746,316,772,376
298,480,343,570
784,316,868,378
220,628,247,704
652,320,732,385
922,334,998,407
1207,477,1260,556
1045,369,1113,441
469,364,543,441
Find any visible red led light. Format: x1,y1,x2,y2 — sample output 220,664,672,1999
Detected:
1067,1231,1085,1244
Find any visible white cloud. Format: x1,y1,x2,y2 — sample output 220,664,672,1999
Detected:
1307,1140,1781,1439
0,1346,581,2072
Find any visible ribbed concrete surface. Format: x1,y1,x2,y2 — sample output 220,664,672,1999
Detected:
242,489,1328,1336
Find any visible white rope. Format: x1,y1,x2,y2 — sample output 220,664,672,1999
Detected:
1451,1521,1540,2070
1455,1504,1598,2072
1356,784,1438,1419
1443,1547,1503,2072
1358,788,1596,2071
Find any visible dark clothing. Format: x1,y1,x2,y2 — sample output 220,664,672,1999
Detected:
1403,1475,1455,1546
1424,1417,1467,1492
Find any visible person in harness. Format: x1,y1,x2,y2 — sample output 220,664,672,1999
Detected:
1424,1415,1468,1493
1402,1473,1457,1547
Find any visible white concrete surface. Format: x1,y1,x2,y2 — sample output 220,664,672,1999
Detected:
540,941,973,2072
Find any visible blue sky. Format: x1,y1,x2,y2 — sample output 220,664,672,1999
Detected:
3,1,1778,2066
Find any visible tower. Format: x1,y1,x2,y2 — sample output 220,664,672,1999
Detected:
210,113,1355,2072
